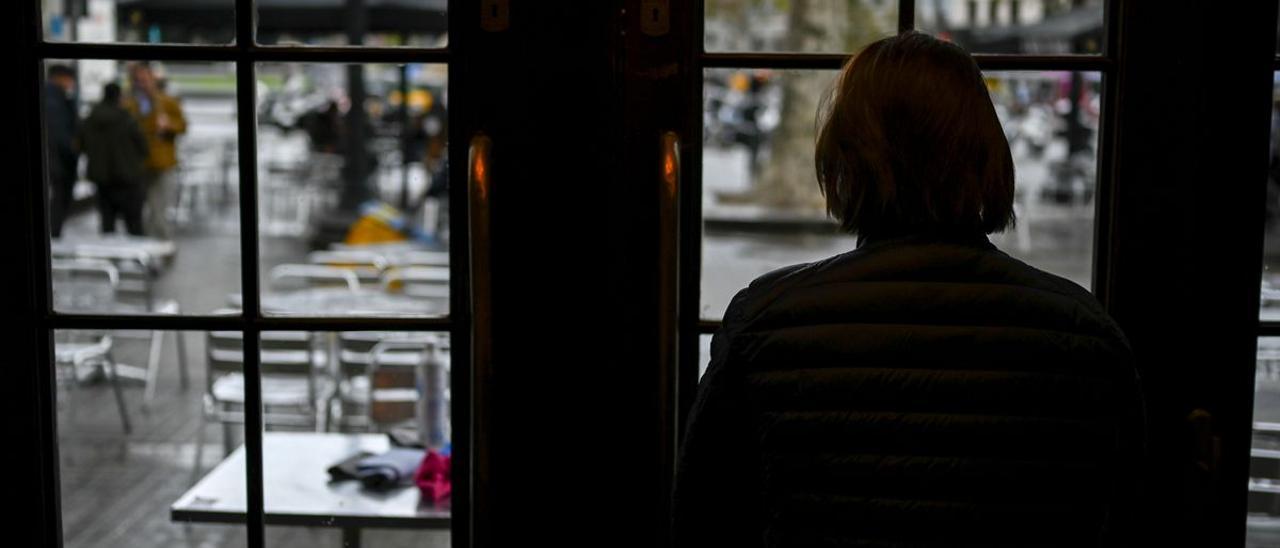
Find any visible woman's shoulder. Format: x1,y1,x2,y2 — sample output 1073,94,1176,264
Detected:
724,239,1126,345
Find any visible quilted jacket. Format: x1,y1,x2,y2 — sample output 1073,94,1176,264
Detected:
672,230,1145,547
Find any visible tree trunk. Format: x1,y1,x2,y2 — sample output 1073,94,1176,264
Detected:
743,0,890,213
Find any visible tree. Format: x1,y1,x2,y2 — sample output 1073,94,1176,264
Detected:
724,0,892,214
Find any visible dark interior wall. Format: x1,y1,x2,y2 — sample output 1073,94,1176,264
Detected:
1105,1,1278,545
11,1,1280,547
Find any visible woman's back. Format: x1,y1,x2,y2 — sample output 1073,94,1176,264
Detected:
672,232,1144,547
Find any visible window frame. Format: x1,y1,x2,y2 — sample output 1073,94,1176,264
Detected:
17,2,471,548
679,0,1121,426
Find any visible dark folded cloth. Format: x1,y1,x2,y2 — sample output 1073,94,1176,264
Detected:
327,450,375,482
355,447,426,490
387,426,424,448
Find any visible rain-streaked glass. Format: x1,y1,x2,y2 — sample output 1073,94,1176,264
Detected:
914,0,1105,55
700,68,1100,320
705,0,898,54
254,63,449,318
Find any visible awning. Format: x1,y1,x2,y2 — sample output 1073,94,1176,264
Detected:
116,0,447,35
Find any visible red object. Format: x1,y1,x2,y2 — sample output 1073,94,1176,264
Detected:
414,450,451,503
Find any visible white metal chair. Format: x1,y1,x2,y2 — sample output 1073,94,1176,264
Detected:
307,250,388,286
192,318,332,482
51,247,190,409
268,264,361,292
50,260,131,434
329,331,436,432
380,265,449,300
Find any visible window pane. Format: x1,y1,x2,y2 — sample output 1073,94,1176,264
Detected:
254,63,449,318
705,0,897,54
45,60,242,316
1251,337,1280,544
256,0,447,47
698,333,713,379
40,0,235,44
914,0,1105,54
56,329,247,547
1261,72,1280,320
700,68,1099,320
258,330,453,544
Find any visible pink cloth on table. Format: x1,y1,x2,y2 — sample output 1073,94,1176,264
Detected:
414,450,451,503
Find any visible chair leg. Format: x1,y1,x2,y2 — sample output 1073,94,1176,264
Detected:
104,354,132,435
222,420,235,457
191,411,207,485
143,329,164,410
62,362,78,423
174,330,190,391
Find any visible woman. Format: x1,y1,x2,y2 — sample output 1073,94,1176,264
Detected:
672,32,1145,547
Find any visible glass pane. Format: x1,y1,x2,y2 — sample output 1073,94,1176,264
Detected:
1261,72,1280,320
914,0,1105,54
705,0,897,54
700,68,1098,320
254,63,450,318
45,60,242,316
1250,337,1280,543
40,0,235,44
257,0,447,47
56,329,247,547
259,330,453,544
698,333,713,379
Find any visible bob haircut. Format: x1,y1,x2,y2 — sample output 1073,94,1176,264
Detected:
815,31,1015,238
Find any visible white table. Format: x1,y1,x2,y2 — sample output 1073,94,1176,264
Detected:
171,432,449,547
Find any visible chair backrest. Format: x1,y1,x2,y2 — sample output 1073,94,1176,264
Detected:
51,259,120,312
398,251,450,267
380,266,449,299
308,250,388,283
268,264,360,292
337,331,434,378
367,338,436,429
206,310,316,380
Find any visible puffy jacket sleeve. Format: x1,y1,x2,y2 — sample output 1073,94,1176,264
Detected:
167,97,187,136
671,287,763,547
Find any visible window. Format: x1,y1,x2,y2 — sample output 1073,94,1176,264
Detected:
690,0,1113,382
30,1,461,547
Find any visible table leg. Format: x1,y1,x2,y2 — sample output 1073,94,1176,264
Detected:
342,527,361,548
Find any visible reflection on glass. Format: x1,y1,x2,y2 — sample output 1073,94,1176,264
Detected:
261,331,452,545
1250,337,1280,543
700,68,1099,320
254,63,450,317
1260,73,1280,320
45,60,241,317
55,329,247,547
256,0,448,47
40,0,235,44
698,333,713,379
914,0,1105,54
705,0,897,54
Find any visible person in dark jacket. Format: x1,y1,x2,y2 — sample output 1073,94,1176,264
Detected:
78,83,149,236
672,32,1146,547
45,64,79,238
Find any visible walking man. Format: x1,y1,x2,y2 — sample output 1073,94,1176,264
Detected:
124,62,186,240
44,64,78,238
78,83,149,236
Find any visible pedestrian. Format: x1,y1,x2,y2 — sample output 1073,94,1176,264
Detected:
78,83,149,236
672,31,1145,547
123,61,187,240
44,64,78,238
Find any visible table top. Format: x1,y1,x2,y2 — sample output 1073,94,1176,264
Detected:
51,235,177,260
171,432,450,529
226,287,444,317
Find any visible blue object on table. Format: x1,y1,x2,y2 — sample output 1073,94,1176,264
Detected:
355,447,426,490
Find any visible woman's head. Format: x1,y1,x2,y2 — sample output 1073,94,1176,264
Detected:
815,31,1015,239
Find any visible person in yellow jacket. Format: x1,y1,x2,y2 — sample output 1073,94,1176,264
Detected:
123,62,187,240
